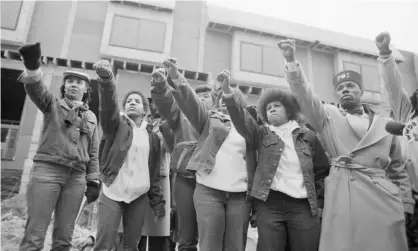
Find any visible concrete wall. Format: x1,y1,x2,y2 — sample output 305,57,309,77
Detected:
26,1,72,57
311,51,337,102
66,1,108,61
170,1,205,71
203,30,232,76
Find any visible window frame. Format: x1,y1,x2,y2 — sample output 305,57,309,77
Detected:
342,60,380,93
109,15,167,54
239,41,284,78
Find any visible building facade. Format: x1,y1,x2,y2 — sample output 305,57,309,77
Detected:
1,0,418,196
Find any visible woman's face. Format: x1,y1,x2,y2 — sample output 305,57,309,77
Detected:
266,101,289,127
124,93,144,118
64,76,87,101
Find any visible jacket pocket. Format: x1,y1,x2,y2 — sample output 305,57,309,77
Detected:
262,137,279,147
373,177,400,195
170,141,197,172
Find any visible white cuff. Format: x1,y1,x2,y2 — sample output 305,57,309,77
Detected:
25,68,42,77
285,61,300,71
223,90,235,99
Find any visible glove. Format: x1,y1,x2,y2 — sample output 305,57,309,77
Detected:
153,201,166,220
93,60,113,80
18,42,42,70
85,181,100,204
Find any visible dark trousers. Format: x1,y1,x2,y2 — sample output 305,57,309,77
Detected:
138,236,176,251
19,162,86,251
93,192,148,251
193,183,251,251
255,190,321,251
173,175,199,251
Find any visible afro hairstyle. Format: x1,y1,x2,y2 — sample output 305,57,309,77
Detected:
122,90,149,115
257,88,300,123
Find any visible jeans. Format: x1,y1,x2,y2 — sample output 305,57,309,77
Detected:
193,183,251,251
93,191,148,251
19,161,86,251
173,175,199,251
255,190,321,251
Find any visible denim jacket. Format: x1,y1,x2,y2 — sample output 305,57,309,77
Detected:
151,85,199,179
165,76,256,195
18,71,99,181
97,77,164,208
224,92,330,216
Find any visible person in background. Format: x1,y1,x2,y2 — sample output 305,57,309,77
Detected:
17,42,100,251
138,98,175,251
220,70,329,251
93,60,165,250
376,31,418,248
158,59,253,251
150,65,217,251
278,38,413,251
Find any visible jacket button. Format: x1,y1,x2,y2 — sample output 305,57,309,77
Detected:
262,194,266,198
273,162,278,167
279,148,283,152
268,179,272,183
350,153,355,158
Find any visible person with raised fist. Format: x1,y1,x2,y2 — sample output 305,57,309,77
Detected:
377,31,418,248
156,59,252,251
277,38,414,250
92,60,165,251
17,42,100,251
150,61,217,251
220,70,329,251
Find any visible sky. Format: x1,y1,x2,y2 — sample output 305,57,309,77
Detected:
206,0,418,53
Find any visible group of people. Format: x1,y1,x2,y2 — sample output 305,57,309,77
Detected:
15,31,417,251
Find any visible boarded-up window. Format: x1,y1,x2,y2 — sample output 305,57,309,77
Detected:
240,42,284,77
343,61,361,74
1,0,22,30
110,15,166,53
343,61,380,93
361,65,380,92
240,43,262,73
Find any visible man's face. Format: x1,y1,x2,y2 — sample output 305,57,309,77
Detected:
64,77,87,101
197,91,213,110
335,81,363,109
124,93,144,118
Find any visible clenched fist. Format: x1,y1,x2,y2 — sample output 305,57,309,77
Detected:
162,57,179,80
217,70,232,94
375,32,392,55
19,42,42,70
93,60,113,80
277,39,296,62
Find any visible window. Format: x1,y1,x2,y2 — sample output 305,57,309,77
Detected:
1,68,26,160
1,0,22,30
343,61,380,93
109,15,166,53
240,42,284,77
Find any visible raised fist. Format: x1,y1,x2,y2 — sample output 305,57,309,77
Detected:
375,32,391,54
217,70,231,93
93,60,113,80
277,39,296,62
18,42,42,70
162,57,179,80
150,67,167,90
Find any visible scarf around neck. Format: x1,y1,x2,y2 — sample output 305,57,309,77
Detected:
268,120,300,138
